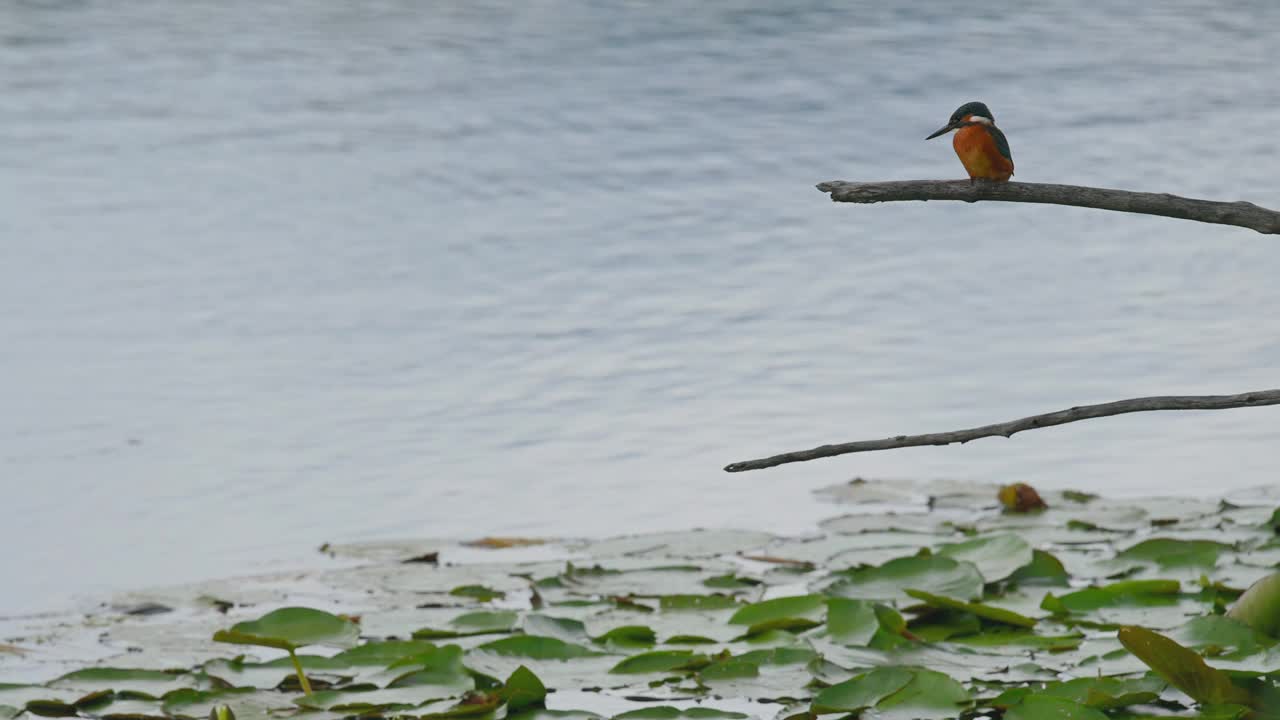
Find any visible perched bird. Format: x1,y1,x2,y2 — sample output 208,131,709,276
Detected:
926,101,1014,182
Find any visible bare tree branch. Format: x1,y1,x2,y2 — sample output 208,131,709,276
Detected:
818,180,1280,234
723,389,1280,473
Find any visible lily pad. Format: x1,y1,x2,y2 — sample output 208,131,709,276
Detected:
828,556,984,602
727,595,825,626
904,589,1037,628
474,636,601,660
212,607,359,651
1004,696,1108,720
1116,626,1252,705
937,534,1033,583
1118,538,1233,568
500,666,545,712
609,650,706,675
811,667,913,714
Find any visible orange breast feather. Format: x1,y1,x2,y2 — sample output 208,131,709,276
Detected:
952,125,1014,181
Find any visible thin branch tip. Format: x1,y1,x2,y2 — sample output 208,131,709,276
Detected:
817,179,1280,234
725,388,1280,472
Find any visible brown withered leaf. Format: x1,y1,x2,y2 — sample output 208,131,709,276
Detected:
463,537,547,549
998,483,1048,513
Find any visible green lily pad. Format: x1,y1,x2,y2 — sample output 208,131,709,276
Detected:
1175,615,1275,655
415,611,519,639
1004,696,1108,720
937,533,1033,582
1116,626,1252,705
594,625,656,650
609,650,706,674
828,556,983,602
659,595,741,610
50,668,195,697
333,639,442,665
1118,538,1233,568
521,615,591,644
727,595,825,626
500,666,545,712
450,585,506,602
904,589,1037,628
811,667,913,714
1007,550,1071,587
474,636,601,660
873,667,971,719
611,707,749,720
1044,579,1183,613
212,607,359,651
1226,571,1280,637
824,598,880,645
203,655,351,689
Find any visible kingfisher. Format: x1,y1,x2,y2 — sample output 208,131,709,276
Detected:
926,101,1014,182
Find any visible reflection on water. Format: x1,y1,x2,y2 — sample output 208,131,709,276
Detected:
2,1,1279,613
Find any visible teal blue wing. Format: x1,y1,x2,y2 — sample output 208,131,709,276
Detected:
987,126,1013,162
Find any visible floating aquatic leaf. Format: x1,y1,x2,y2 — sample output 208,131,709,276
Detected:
1006,550,1070,587
212,607,359,651
500,666,545,712
1044,579,1183,613
50,668,194,697
609,650,707,674
873,667,971,719
202,656,350,690
811,667,913,714
1174,615,1275,656
904,589,1037,628
937,533,1033,583
727,595,825,626
659,595,741,610
1226,571,1280,637
1116,626,1252,705
824,598,880,645
828,556,983,602
594,625,656,650
612,707,749,720
521,615,590,644
333,639,442,666
415,610,520,639
450,585,506,602
1118,538,1232,568
1004,696,1108,720
474,636,600,660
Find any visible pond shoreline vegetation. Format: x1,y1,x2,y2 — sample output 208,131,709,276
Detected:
4,479,1280,719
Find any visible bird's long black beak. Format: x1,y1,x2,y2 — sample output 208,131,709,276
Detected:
925,122,957,140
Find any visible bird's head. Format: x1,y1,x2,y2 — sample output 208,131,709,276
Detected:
926,101,995,140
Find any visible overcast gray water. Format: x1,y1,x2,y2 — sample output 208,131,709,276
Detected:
2,1,1279,614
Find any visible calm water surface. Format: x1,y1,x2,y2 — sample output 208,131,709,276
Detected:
3,1,1279,614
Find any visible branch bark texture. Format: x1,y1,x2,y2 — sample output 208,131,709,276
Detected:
818,180,1280,234
723,389,1280,473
